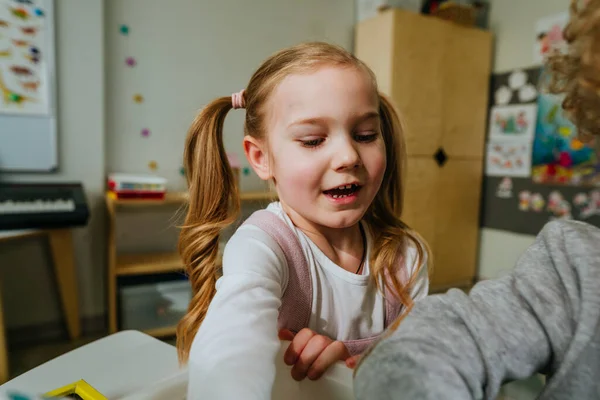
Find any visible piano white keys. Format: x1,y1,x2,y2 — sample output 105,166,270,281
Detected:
0,199,76,214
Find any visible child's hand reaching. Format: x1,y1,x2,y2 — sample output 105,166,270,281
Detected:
279,328,351,381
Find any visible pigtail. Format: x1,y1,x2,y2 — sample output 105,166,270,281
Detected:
365,93,431,318
176,97,241,363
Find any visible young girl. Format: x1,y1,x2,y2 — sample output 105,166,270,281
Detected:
177,41,430,398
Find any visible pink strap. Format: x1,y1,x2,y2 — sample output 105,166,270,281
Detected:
243,210,312,333
243,209,405,356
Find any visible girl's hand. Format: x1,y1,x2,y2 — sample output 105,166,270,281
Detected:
278,328,351,381
345,354,361,369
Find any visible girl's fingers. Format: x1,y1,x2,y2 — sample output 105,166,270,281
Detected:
306,341,349,380
290,334,332,381
284,328,314,366
346,354,361,369
278,328,296,341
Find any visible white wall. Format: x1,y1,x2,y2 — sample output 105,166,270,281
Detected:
105,0,356,193
0,0,355,335
0,0,106,328
477,0,570,279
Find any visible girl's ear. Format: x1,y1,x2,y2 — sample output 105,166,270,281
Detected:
243,136,272,181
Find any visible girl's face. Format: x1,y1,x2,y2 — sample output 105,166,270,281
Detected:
263,65,387,230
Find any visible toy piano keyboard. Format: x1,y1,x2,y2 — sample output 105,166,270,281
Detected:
107,174,167,200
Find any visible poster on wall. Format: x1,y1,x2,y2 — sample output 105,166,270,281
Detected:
533,11,569,64
481,176,600,235
486,139,532,177
531,69,600,185
490,67,541,107
486,67,541,178
0,0,52,115
488,103,537,141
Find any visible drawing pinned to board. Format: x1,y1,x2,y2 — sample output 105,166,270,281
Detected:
495,177,513,199
0,0,50,115
547,190,572,219
534,12,569,64
491,67,541,107
531,68,600,185
489,104,537,140
486,139,532,177
518,191,531,211
530,193,545,212
573,191,600,219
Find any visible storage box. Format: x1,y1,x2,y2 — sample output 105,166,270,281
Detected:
120,279,191,331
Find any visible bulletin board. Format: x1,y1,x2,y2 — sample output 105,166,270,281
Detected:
0,0,57,171
481,65,600,234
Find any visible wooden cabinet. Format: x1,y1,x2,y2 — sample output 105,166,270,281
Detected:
355,9,492,291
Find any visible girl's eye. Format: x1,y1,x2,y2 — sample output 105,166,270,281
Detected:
355,132,378,143
301,138,324,148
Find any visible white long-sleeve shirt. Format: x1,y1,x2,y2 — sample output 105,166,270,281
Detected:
187,202,428,399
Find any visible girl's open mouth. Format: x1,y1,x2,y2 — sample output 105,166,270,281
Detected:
323,184,362,203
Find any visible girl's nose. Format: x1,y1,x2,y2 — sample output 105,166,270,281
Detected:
333,139,362,171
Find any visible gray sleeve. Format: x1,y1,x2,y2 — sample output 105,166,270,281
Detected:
354,220,600,400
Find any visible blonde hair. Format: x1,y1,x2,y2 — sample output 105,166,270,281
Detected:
176,41,431,362
547,0,600,138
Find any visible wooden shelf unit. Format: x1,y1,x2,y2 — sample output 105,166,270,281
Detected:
106,190,277,337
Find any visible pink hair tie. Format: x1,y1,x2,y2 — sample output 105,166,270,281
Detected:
231,89,246,109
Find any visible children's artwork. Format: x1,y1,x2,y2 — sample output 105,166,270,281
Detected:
495,177,513,199
482,177,600,235
531,69,600,185
573,190,600,219
0,0,51,115
546,190,572,219
530,193,545,212
518,190,530,211
534,12,569,64
490,67,541,107
488,104,537,140
486,139,532,178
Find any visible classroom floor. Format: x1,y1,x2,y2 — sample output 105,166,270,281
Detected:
7,335,544,399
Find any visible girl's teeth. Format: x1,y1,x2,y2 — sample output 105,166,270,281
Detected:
333,195,338,198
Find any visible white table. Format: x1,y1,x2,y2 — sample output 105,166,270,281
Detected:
0,330,182,399
1,331,354,400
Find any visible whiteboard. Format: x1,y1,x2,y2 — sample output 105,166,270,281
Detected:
0,0,57,171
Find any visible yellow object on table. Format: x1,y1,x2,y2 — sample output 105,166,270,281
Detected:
45,379,107,400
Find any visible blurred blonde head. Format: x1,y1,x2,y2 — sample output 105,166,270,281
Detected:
547,0,600,139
